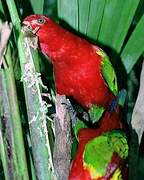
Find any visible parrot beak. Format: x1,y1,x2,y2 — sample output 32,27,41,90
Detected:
22,21,40,36
22,21,32,30
23,21,30,26
22,21,33,35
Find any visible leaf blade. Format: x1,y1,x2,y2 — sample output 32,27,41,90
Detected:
98,0,140,53
121,15,144,73
30,0,44,14
57,0,78,30
86,0,106,40
78,0,91,34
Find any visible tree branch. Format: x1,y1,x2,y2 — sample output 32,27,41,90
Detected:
53,94,75,180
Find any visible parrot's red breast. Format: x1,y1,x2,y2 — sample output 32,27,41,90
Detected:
23,15,115,110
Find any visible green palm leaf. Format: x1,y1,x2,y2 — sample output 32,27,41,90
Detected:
121,15,144,73
30,0,44,14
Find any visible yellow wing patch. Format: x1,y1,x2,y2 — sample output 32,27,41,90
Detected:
84,163,102,179
96,49,106,58
111,168,122,180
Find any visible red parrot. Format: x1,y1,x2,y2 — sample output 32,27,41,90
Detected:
69,111,128,180
23,14,119,122
22,15,128,179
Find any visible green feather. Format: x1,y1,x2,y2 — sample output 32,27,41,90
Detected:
99,50,118,96
107,130,128,159
73,119,87,140
83,135,113,178
83,130,128,178
88,105,105,123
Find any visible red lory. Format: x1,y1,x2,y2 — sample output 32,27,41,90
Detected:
23,14,120,122
69,111,128,180
22,15,128,180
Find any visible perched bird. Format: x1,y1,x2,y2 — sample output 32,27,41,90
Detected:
23,15,128,180
23,14,119,122
69,111,128,180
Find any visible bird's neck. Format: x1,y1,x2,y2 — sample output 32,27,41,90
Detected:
37,21,66,61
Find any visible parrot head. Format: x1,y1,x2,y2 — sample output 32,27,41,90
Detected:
23,14,64,54
23,14,50,34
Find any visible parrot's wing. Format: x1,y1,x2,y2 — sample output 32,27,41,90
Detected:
83,135,113,179
102,56,118,96
106,130,129,159
83,130,128,179
95,48,118,96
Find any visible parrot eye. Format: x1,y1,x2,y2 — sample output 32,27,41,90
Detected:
37,18,45,24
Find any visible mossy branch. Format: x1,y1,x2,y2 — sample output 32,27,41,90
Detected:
18,32,55,179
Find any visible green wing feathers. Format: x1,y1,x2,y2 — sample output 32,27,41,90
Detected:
96,49,118,95
83,130,128,178
107,130,129,159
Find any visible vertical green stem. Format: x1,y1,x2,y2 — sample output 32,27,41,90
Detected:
18,33,54,180
0,74,10,180
0,122,10,180
5,0,21,38
1,45,29,179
